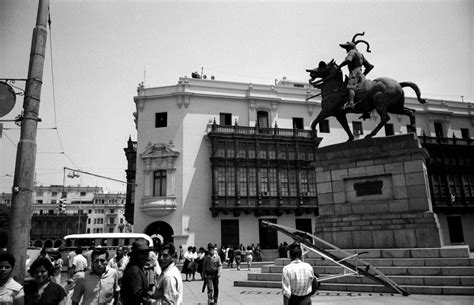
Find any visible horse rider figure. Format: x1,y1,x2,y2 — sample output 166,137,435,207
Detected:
338,32,374,112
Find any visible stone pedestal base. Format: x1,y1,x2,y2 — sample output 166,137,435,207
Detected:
313,134,442,248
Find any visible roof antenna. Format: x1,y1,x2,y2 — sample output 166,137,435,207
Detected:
144,67,146,88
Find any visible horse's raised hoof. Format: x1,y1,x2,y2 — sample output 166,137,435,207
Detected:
364,134,374,139
346,137,354,142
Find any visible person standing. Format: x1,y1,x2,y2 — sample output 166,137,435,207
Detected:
120,240,151,305
225,246,234,269
244,246,253,271
71,248,119,305
154,243,183,304
180,247,193,282
233,247,242,271
281,243,318,305
202,243,222,305
52,253,64,285
0,252,24,305
107,247,129,287
24,257,66,305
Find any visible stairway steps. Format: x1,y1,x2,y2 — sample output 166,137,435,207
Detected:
262,265,474,276
234,280,474,295
248,272,474,286
237,246,473,295
275,257,474,267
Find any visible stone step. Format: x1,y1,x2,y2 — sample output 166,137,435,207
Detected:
275,257,474,267
247,272,474,286
234,280,474,295
262,265,474,276
298,246,470,259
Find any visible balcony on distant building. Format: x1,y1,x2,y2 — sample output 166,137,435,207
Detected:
422,135,474,212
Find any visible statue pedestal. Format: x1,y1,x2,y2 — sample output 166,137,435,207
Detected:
314,134,443,248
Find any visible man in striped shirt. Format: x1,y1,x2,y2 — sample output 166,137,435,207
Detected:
281,243,318,305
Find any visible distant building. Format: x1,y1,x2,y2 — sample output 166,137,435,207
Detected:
0,185,129,248
127,77,473,250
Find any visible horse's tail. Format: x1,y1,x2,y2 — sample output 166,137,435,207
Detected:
399,82,427,104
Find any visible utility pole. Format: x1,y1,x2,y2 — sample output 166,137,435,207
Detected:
8,0,49,283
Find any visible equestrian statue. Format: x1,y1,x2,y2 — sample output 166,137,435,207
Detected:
307,32,426,141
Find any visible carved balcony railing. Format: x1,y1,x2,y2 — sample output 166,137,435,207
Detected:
209,123,316,138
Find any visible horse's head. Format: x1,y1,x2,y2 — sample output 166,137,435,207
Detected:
306,59,341,88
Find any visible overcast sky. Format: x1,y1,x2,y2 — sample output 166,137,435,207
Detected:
1,0,472,194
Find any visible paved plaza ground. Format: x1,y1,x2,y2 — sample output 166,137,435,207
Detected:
183,267,474,305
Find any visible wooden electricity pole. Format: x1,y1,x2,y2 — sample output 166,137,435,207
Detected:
8,0,49,283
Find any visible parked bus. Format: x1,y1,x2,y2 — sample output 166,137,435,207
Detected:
63,233,154,255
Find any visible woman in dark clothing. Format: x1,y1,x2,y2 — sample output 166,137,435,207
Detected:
24,257,66,305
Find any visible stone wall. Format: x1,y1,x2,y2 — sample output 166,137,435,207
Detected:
313,134,443,248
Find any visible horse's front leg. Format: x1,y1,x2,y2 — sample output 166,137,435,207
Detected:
310,112,328,135
335,113,354,141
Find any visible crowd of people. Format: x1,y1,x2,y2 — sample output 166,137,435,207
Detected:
0,241,318,305
179,244,263,277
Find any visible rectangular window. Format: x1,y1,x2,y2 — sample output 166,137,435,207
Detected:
289,170,298,196
216,142,225,157
80,192,86,197
268,169,277,196
155,112,168,128
279,169,289,196
36,200,43,204
248,168,257,196
226,168,235,196
385,123,394,136
109,228,114,233
258,143,267,159
217,168,226,196
319,119,330,133
247,143,255,159
259,169,268,195
434,122,444,138
219,113,232,126
461,128,470,139
292,117,304,129
278,144,287,159
153,170,167,196
221,220,239,249
353,121,363,135
226,142,235,158
237,142,247,158
447,215,464,244
88,218,91,224
257,111,269,128
61,191,67,198
239,168,248,196
51,200,57,204
51,192,58,197
268,144,276,159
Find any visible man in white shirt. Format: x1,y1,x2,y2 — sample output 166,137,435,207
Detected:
155,243,183,305
281,243,318,305
71,247,88,278
72,247,119,305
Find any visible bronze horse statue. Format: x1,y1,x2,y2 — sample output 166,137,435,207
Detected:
307,59,426,141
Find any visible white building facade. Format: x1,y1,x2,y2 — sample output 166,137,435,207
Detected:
132,77,474,251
